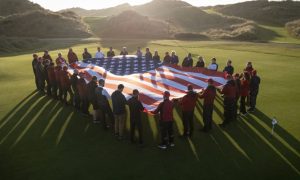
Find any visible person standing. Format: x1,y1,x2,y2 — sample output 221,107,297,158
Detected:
199,79,216,132
182,53,193,67
77,76,89,115
151,91,175,150
82,48,92,59
111,84,127,140
43,50,53,63
95,79,114,130
145,48,153,61
56,53,67,66
136,47,143,58
87,76,99,123
95,47,105,59
233,73,241,120
248,70,261,112
180,85,198,137
43,59,51,96
127,89,145,145
67,48,79,64
223,60,234,75
195,56,205,68
208,58,218,71
120,47,128,56
107,47,115,58
153,50,160,63
170,51,179,65
35,57,46,93
240,72,250,115
60,66,74,105
71,70,80,109
163,52,171,64
244,62,254,75
54,65,63,100
32,54,39,89
47,62,57,99
218,75,236,127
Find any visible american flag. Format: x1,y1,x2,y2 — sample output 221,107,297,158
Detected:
70,55,227,111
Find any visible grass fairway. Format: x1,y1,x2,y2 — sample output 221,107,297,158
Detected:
0,39,300,180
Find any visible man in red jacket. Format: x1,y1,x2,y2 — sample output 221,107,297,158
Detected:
77,75,89,115
46,62,57,98
240,72,250,115
180,84,198,137
151,91,174,150
60,66,74,105
54,65,63,100
218,74,236,127
67,48,79,64
199,79,216,132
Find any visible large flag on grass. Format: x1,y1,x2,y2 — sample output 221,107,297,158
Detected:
70,55,227,111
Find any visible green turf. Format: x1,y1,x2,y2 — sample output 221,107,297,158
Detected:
0,40,300,180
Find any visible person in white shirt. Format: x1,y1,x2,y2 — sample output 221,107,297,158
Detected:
95,47,105,59
207,57,218,71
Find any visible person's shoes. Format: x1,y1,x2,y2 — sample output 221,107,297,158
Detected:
138,143,145,148
169,143,175,147
118,136,124,141
248,108,255,113
219,123,226,128
179,134,188,138
158,144,167,150
240,112,248,116
200,128,208,133
93,120,100,124
114,133,119,137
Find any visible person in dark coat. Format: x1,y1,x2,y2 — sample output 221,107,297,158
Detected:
35,57,46,93
54,65,63,100
107,47,115,58
77,75,89,115
170,51,179,65
223,60,234,75
240,72,250,115
195,56,205,68
82,48,92,59
180,85,198,137
145,48,153,61
43,50,53,63
163,52,171,64
218,74,236,127
43,59,51,96
32,54,39,89
95,79,114,130
87,76,99,123
46,62,57,98
111,84,127,140
60,66,74,105
153,50,160,63
199,79,216,132
182,53,193,67
151,91,175,150
120,47,128,56
127,89,145,145
71,70,80,109
67,48,79,64
233,73,241,120
248,70,261,112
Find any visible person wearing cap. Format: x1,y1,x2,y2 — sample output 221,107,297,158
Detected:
43,50,53,63
207,58,218,71
240,72,250,115
71,69,80,109
218,74,236,127
77,75,89,115
67,48,79,64
60,66,74,105
249,70,261,112
151,91,175,150
180,84,198,137
170,51,179,65
82,48,92,59
95,79,114,130
32,54,39,90
56,53,67,66
182,53,193,67
107,47,115,58
145,48,152,61
120,47,128,56
95,47,105,59
223,60,234,75
46,62,57,98
199,79,216,132
87,76,99,123
111,84,127,140
54,65,63,100
195,56,205,68
127,89,145,145
233,73,241,120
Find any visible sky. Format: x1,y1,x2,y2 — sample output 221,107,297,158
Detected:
28,0,277,11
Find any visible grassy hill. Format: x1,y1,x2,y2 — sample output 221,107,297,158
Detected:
286,19,300,39
215,1,300,26
0,0,43,16
0,40,300,179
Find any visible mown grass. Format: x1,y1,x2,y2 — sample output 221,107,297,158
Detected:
0,40,300,180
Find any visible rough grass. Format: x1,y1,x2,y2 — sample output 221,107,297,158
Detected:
286,19,300,39
0,40,300,180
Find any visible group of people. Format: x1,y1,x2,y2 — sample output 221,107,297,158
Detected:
31,47,261,150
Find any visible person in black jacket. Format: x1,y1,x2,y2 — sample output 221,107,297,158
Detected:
111,84,127,140
71,70,80,109
195,56,205,68
87,76,99,123
223,60,234,75
107,47,115,58
182,53,193,67
127,89,145,145
145,48,153,61
82,48,92,60
35,57,46,93
32,54,39,90
248,70,261,112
